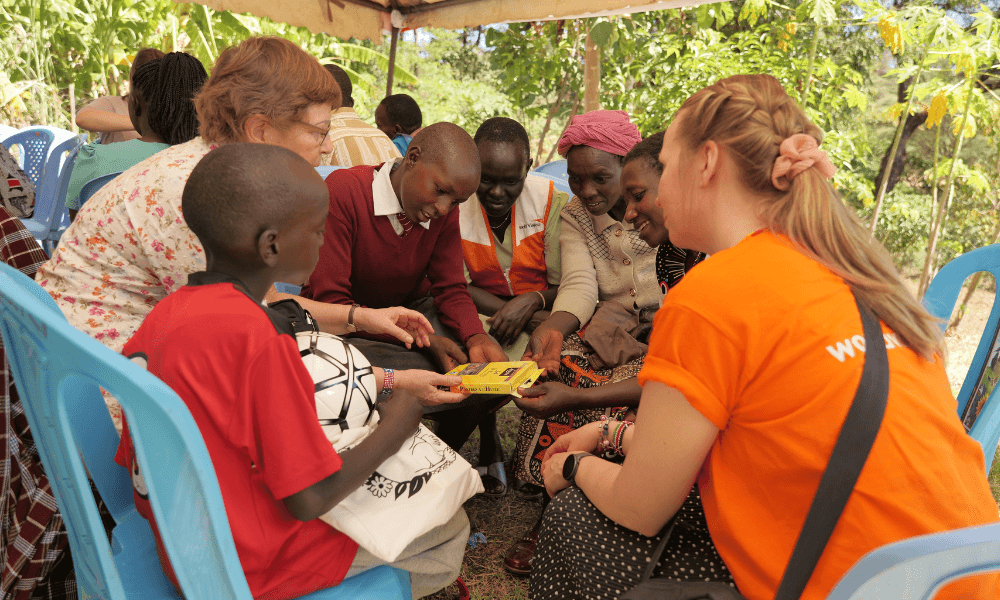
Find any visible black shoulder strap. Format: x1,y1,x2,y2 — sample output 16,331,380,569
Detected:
773,293,890,600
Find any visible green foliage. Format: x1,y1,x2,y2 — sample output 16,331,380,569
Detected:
2,0,997,271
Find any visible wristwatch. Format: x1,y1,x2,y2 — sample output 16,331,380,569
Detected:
562,453,593,485
346,303,361,333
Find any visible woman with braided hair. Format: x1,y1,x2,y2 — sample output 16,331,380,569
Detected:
65,52,207,217
531,74,998,600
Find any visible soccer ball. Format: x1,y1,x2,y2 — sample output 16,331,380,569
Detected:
296,331,379,436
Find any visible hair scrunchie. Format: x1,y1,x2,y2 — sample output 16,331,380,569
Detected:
771,134,837,192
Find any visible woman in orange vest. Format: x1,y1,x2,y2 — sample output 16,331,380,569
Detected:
458,117,569,497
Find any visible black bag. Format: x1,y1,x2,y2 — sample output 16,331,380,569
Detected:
621,294,890,600
267,298,318,334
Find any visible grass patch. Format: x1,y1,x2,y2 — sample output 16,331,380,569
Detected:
423,403,536,599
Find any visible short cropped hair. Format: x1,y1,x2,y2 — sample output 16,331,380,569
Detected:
183,143,315,261
474,117,531,164
379,94,422,133
324,64,353,107
195,37,341,144
623,131,665,175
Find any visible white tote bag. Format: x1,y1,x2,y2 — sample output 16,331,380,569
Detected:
319,422,484,562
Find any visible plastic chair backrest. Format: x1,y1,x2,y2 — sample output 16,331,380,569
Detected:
923,243,1000,471
826,521,1000,599
531,172,572,195
1,128,55,185
532,159,568,180
0,263,410,600
79,171,123,208
19,136,82,244
0,125,18,142
0,262,251,599
315,165,345,179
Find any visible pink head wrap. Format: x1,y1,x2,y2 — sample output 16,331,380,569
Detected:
557,110,642,158
770,134,837,192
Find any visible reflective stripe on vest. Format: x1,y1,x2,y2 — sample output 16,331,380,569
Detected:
460,175,553,297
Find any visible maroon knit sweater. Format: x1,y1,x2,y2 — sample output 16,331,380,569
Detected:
301,165,485,342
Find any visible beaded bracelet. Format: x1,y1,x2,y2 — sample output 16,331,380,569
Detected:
611,421,634,455
598,416,612,453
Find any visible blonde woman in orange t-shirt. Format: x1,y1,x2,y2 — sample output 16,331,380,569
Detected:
531,74,999,600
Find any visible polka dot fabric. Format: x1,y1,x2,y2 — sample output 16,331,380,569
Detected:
531,485,735,600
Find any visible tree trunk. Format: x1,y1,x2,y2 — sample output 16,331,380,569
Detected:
873,109,928,196
584,25,600,113
535,78,570,167
917,76,977,297
546,98,581,164
868,28,936,235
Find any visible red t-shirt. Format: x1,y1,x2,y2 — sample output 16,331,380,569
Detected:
639,232,998,600
114,271,358,600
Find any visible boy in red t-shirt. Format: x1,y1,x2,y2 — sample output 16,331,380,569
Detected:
114,143,469,600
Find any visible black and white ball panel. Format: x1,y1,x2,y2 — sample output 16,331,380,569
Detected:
296,331,378,435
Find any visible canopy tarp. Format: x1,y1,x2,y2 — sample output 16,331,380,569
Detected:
175,0,717,42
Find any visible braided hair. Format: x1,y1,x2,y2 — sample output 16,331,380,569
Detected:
132,52,208,145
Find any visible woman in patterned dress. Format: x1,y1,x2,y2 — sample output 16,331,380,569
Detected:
34,37,433,427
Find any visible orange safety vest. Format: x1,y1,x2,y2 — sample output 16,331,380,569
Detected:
460,175,554,297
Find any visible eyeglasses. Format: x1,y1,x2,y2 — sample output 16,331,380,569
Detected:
295,119,332,147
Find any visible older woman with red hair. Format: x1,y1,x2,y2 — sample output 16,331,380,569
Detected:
36,37,432,425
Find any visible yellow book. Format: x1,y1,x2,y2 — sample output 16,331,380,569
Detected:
444,361,545,396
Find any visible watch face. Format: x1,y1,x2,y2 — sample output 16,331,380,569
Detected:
562,454,577,482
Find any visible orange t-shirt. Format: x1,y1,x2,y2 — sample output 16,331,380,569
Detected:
638,231,998,600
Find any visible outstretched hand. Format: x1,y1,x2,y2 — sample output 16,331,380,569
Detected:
427,334,468,372
521,327,563,375
466,333,507,363
356,307,434,348
395,370,469,406
513,381,575,419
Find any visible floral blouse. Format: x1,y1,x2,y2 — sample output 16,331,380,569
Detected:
36,137,217,354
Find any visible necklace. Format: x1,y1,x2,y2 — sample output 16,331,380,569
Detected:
489,212,511,234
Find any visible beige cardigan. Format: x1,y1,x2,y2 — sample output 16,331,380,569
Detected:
551,197,659,326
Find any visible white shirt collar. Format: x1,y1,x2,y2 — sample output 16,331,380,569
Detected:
371,159,431,229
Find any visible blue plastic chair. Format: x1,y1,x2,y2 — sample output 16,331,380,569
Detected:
1,127,55,186
275,282,303,295
923,244,1000,472
827,521,1000,599
316,165,345,179
76,171,123,210
0,263,409,600
0,124,17,142
19,135,83,251
531,171,572,195
533,159,568,181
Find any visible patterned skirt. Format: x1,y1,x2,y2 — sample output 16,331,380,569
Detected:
512,333,643,487
530,485,735,600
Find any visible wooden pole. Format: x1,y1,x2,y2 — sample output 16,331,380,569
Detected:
68,83,77,133
386,26,400,97
584,24,600,113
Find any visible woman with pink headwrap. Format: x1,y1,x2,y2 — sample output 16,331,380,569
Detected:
501,110,662,576
530,75,997,600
